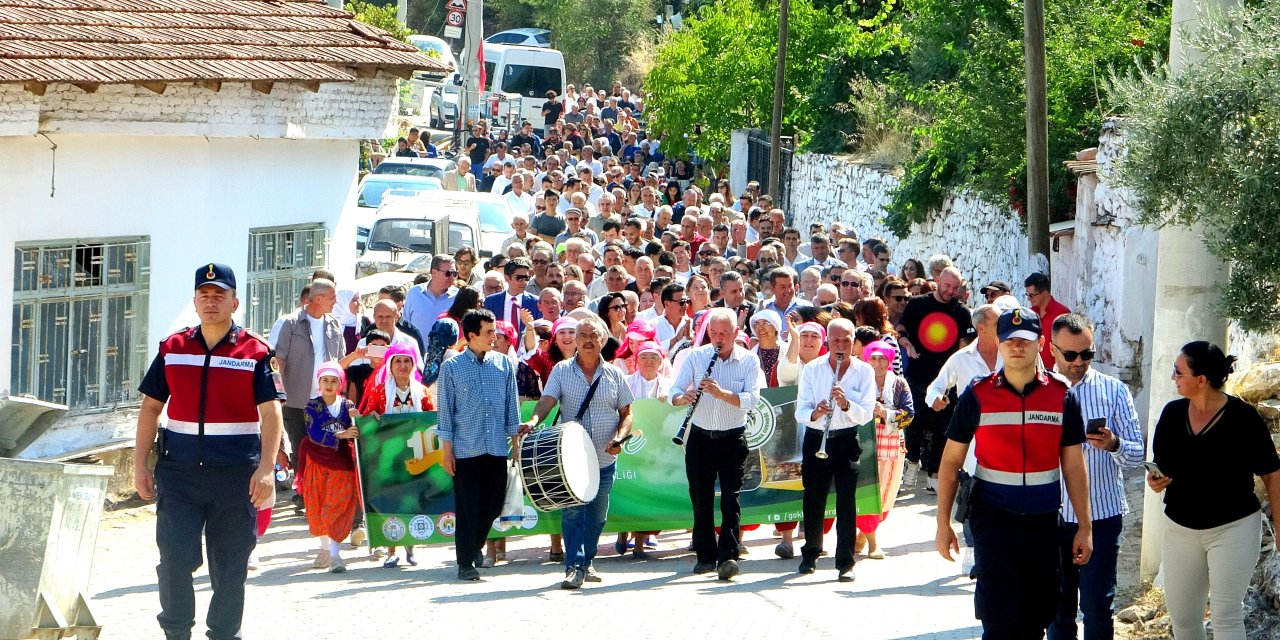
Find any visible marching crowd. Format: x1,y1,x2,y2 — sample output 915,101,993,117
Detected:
133,80,1280,640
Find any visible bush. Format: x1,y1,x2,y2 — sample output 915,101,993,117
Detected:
1109,2,1280,332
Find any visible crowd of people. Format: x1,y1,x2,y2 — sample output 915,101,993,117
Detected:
132,78,1280,640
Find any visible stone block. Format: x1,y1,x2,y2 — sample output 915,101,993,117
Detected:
1232,363,1280,404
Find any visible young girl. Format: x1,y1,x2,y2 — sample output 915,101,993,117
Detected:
299,362,361,573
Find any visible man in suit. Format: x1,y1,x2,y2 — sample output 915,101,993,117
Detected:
443,157,477,192
483,257,542,333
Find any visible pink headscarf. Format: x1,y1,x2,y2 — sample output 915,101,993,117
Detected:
494,320,518,358
315,360,345,390
861,340,898,365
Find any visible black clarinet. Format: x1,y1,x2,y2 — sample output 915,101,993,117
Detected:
672,353,718,446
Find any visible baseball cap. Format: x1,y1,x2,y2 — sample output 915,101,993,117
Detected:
980,280,1011,295
195,263,236,291
996,307,1042,342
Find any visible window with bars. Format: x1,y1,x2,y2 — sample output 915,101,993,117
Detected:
11,238,151,410
246,224,328,336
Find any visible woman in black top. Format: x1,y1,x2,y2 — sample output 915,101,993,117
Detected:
1149,341,1280,640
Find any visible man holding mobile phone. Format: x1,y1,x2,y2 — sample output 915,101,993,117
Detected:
1047,313,1146,640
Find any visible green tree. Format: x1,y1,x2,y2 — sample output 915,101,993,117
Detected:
346,0,415,42
1109,2,1280,332
643,0,903,161
882,0,1170,236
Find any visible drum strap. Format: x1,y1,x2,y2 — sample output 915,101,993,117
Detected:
571,376,603,423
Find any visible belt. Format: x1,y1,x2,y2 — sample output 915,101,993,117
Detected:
806,426,856,438
693,425,745,440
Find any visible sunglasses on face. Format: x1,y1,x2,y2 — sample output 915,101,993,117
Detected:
890,295,909,302
677,299,691,306
840,280,862,287
608,304,626,311
532,259,550,265
514,274,532,282
439,269,459,278
1054,344,1096,362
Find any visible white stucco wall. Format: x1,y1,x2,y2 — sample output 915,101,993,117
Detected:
0,77,401,139
0,134,360,457
785,153,1036,293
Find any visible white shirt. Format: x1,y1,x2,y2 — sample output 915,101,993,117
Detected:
795,355,877,431
668,344,764,431
925,339,1003,407
308,314,327,396
506,190,534,215
654,314,686,349
490,175,512,195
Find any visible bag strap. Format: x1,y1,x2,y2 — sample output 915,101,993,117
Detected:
575,375,604,421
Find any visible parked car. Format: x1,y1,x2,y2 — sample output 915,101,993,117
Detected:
408,35,458,73
479,44,566,132
354,195,485,277
426,191,516,258
485,28,551,47
356,174,442,209
371,156,456,180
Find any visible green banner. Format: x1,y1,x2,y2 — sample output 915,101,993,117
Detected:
357,385,881,548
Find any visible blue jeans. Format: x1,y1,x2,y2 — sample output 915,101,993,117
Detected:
1048,514,1123,640
562,463,616,571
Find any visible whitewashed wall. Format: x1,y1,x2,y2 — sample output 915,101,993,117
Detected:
0,77,400,139
786,153,1035,296
0,134,360,458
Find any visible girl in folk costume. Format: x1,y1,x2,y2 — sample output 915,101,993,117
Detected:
357,343,434,568
855,340,915,559
300,361,361,573
749,310,787,387
614,341,671,558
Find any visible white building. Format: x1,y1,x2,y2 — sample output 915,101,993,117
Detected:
0,0,446,457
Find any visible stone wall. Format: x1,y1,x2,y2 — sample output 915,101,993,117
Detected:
786,153,1037,298
0,76,400,139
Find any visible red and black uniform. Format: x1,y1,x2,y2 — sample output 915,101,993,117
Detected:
947,371,1085,640
138,324,282,640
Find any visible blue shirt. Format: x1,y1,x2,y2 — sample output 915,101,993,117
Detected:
1060,368,1146,522
763,296,811,332
402,283,457,337
542,357,633,467
436,348,521,459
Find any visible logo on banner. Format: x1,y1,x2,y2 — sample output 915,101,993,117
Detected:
409,515,435,540
745,398,778,450
437,513,457,536
382,516,406,542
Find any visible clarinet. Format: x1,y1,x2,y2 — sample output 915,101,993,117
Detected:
672,353,718,446
814,353,844,460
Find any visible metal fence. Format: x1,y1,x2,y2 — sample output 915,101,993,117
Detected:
744,129,794,214
11,238,151,410
245,225,328,336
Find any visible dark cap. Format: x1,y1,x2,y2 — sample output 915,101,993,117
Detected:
195,263,236,291
980,280,1011,294
997,307,1041,342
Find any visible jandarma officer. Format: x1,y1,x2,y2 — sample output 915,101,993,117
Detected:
133,263,285,640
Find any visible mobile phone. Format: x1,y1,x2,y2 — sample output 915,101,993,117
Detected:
1086,417,1107,435
1143,461,1166,479
366,344,388,359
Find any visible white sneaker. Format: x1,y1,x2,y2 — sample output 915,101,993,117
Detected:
328,555,347,573
961,548,975,578
905,461,920,487
925,475,938,494
247,552,260,571
312,548,331,570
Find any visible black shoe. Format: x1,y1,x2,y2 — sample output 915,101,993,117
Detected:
549,551,565,562
717,559,740,581
457,567,480,581
475,550,485,569
798,557,817,574
837,567,855,582
692,561,716,574
632,548,653,560
291,494,305,514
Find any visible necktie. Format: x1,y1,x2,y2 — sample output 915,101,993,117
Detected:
510,297,520,332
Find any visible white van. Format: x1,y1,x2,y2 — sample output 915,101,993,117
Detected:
482,43,565,131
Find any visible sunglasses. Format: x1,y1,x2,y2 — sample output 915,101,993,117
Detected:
439,269,459,278
514,274,532,282
608,304,626,311
532,259,551,265
840,280,862,287
1053,344,1096,362
698,251,714,257
677,299,691,306
890,295,909,302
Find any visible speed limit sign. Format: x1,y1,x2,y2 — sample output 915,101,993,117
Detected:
446,9,464,26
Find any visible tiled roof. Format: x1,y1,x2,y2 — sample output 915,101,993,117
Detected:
0,0,448,86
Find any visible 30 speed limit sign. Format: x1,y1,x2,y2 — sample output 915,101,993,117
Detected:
446,9,464,26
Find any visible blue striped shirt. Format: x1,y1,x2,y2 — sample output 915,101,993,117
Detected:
436,347,521,459
669,344,764,431
1060,368,1146,523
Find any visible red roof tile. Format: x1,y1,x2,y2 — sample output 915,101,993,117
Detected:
0,0,448,85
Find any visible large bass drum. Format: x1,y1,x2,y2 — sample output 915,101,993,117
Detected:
520,421,600,511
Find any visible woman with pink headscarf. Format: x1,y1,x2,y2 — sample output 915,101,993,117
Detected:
357,343,433,567
855,340,915,559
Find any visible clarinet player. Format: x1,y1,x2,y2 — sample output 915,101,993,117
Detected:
671,308,765,581
795,318,878,582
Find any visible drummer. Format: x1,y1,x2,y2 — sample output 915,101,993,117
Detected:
523,316,634,590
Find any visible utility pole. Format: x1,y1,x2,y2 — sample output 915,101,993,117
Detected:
1024,0,1050,273
767,0,789,198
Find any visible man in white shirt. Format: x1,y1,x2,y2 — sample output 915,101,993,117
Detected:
654,281,691,352
794,318,877,581
502,214,535,253
505,173,534,215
